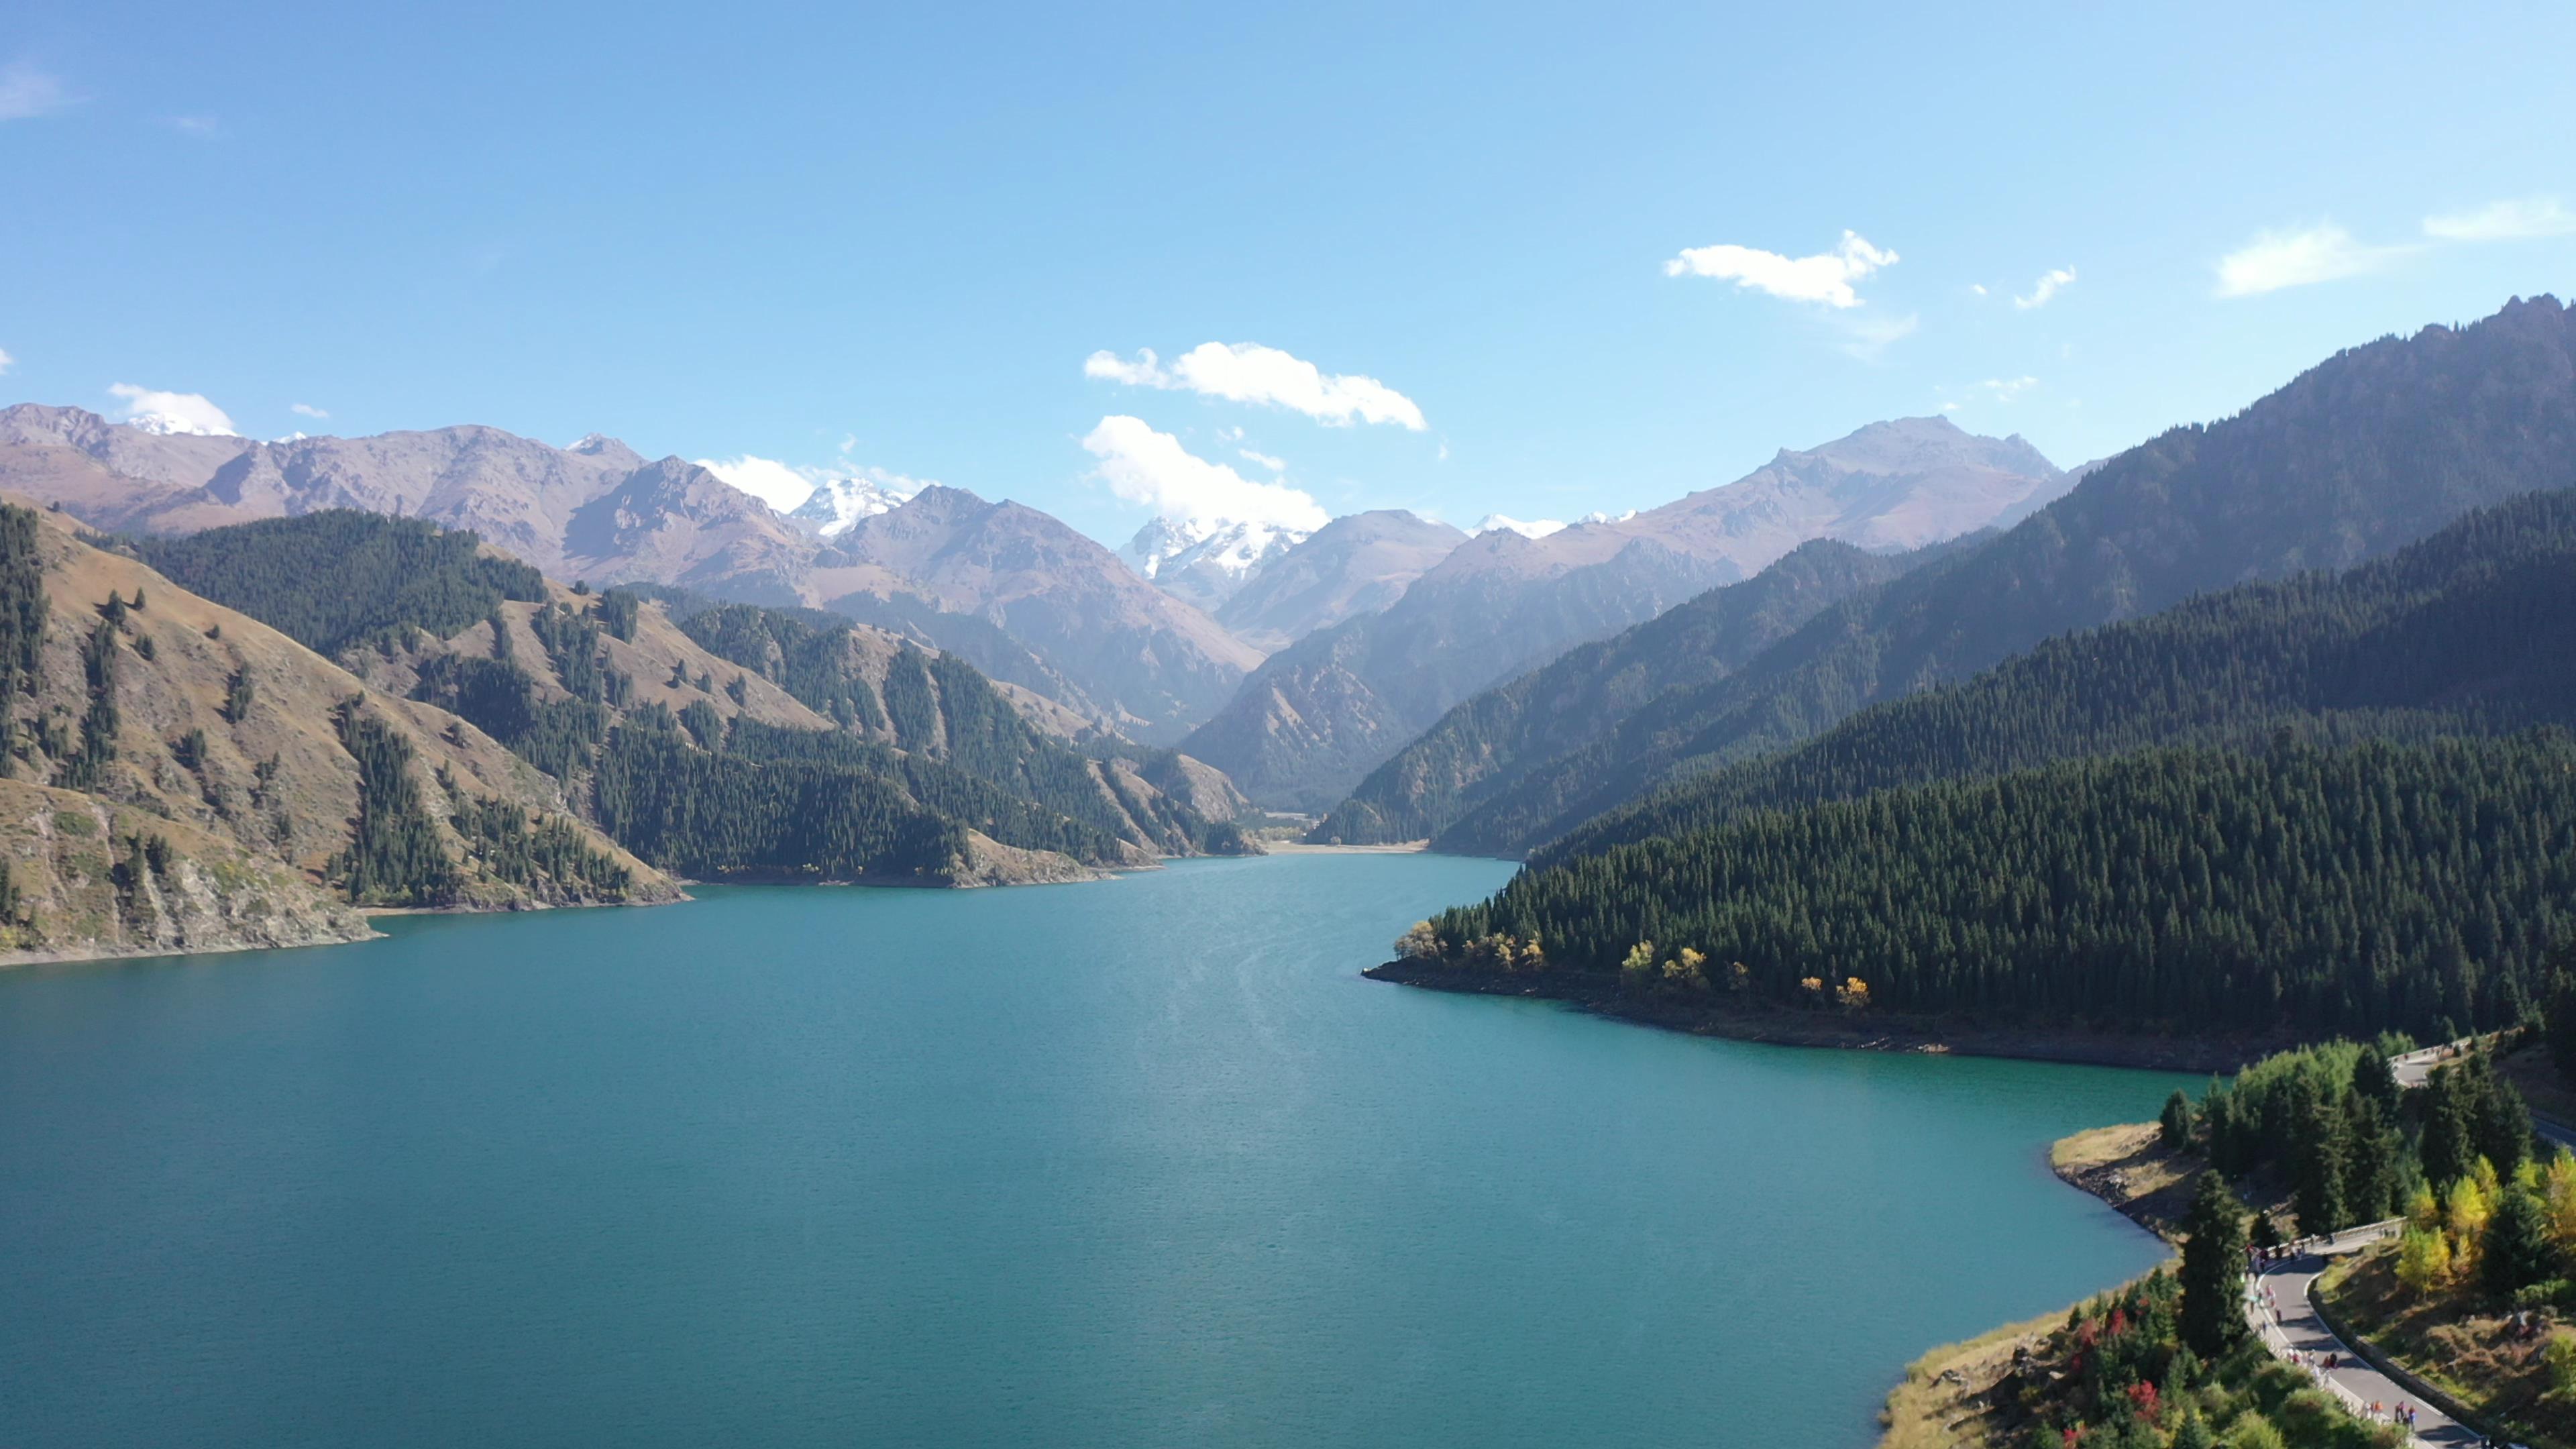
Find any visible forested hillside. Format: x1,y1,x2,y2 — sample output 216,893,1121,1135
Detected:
133,513,549,657
0,498,678,963
1418,736,2576,1040
1417,294,2576,859
1531,485,2576,866
131,511,1250,885
1312,536,1941,845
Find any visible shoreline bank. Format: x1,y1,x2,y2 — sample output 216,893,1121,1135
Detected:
1256,839,1430,855
1364,959,2299,1074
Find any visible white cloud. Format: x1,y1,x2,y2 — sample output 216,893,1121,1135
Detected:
2013,266,2076,310
1238,448,1286,472
2214,223,2413,298
1085,342,1426,430
1969,283,1988,298
0,347,12,376
289,402,329,419
1663,230,1897,309
0,63,70,122
696,455,822,511
698,453,933,516
2422,197,2576,242
169,114,220,137
1978,376,2040,402
1081,415,1328,531
107,384,237,437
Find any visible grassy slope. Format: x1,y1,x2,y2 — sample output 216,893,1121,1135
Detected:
2318,1246,2571,1447
1880,1300,2099,1449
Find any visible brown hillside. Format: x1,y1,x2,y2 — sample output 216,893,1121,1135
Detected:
0,498,678,965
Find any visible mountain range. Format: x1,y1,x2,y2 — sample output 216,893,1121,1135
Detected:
0,401,2076,772
4,294,2570,981
1383,295,2576,1051
1180,416,2072,810
1342,293,2576,860
0,408,1257,744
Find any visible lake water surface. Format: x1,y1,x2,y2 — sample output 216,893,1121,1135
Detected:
0,854,2181,1446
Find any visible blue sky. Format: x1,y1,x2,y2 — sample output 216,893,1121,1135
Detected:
4,1,2573,546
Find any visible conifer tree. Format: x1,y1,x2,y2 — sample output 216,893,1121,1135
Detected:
2179,1171,2248,1358
2291,1093,2350,1234
2485,1186,2557,1295
2352,1046,2400,1116
2159,1091,2196,1150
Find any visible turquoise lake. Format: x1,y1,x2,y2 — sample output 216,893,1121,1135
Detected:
0,853,2183,1446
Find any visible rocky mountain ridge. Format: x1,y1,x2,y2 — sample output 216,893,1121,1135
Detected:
0,409,1260,744
1179,417,2070,810
1434,295,2576,862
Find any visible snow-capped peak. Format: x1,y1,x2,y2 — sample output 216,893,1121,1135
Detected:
1120,514,1309,585
1474,513,1567,539
789,474,920,536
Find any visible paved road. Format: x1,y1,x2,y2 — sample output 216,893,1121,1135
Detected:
2388,1039,2475,1090
2391,1036,2576,1152
2247,1225,2481,1447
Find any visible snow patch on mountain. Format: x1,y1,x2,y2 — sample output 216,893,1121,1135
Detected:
1474,508,1636,540
790,474,921,535
1120,515,1310,603
1122,515,1309,581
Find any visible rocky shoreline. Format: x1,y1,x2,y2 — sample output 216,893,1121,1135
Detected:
1363,959,2304,1074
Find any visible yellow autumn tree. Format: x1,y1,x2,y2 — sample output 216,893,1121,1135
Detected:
1393,921,1438,960
1662,947,1709,991
2447,1174,2494,1277
2394,1228,2453,1296
2405,1183,2441,1233
1835,977,1870,1010
1620,942,1658,989
2544,1152,2576,1250
1727,961,1751,994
